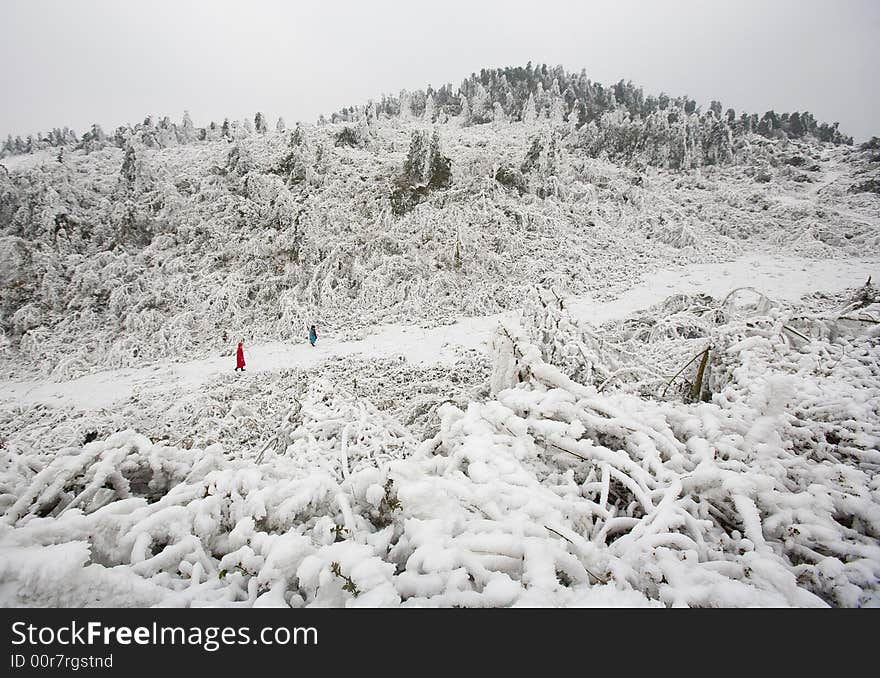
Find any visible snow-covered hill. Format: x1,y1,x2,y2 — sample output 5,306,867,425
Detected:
1,65,879,608
1,96,878,380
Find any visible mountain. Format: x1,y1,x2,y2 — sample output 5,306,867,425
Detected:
1,63,879,608
1,64,877,379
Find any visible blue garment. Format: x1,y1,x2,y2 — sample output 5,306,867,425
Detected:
309,327,317,346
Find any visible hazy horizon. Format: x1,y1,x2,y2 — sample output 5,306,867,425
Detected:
1,0,878,142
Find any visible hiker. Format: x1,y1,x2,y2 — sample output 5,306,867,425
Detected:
308,325,317,347
235,340,246,371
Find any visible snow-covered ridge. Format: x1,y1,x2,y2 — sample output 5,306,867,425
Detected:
1,109,878,380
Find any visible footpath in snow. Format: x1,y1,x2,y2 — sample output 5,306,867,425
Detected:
3,253,878,411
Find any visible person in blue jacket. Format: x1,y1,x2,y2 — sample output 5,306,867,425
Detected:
308,324,317,347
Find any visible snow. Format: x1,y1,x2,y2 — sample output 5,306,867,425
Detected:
2,105,879,608
4,253,876,412
1,271,878,607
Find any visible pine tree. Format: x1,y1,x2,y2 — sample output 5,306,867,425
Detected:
399,90,412,120
278,123,309,184
365,101,378,125
459,96,471,125
255,112,268,134
522,94,537,124
789,111,805,138
549,79,565,124
403,130,428,184
179,110,196,143
120,142,137,188
493,101,506,123
505,91,516,119
290,122,305,147
276,117,286,133
423,94,436,123
534,82,547,119
469,82,492,124
427,129,452,189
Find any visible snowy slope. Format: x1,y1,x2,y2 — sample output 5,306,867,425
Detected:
2,253,877,412
2,252,879,607
1,276,878,607
1,112,878,381
1,68,879,608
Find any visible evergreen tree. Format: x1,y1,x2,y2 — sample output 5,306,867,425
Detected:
291,122,306,147
469,82,492,124
423,94,436,123
399,90,413,120
459,96,471,125
278,123,309,184
179,110,196,143
522,93,537,124
427,129,452,188
789,111,805,138
255,112,268,134
534,82,547,119
120,142,137,188
403,130,429,184
493,101,506,123
549,78,565,124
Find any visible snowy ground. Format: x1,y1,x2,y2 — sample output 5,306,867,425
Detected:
2,252,879,608
3,253,877,411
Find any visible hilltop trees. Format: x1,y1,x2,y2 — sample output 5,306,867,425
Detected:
0,63,857,164
0,110,296,159
328,63,854,155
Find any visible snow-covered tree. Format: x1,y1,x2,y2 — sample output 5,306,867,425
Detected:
403,130,429,184
423,94,435,123
522,93,537,124
469,82,492,125
549,78,565,124
399,90,413,120
458,95,471,125
179,110,197,143
255,112,268,134
493,101,506,124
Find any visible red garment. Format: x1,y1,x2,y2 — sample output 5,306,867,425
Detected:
236,343,245,369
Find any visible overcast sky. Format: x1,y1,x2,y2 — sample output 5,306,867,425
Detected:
1,0,877,141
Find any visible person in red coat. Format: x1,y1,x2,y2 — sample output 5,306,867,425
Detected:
235,340,246,371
